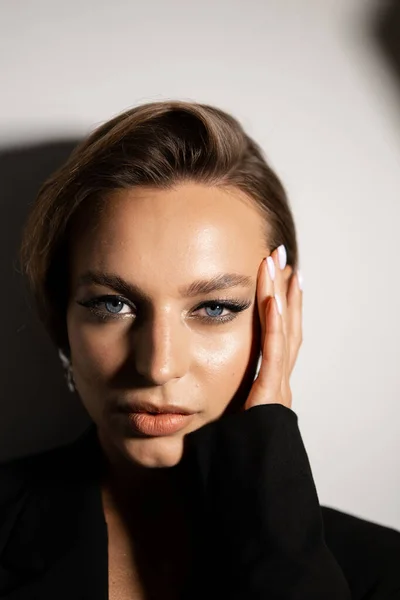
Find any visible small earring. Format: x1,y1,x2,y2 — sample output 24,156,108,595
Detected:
253,351,262,381
58,348,76,393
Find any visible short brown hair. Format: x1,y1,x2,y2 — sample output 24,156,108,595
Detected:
19,100,298,357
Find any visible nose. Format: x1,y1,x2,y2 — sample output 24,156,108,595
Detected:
133,309,190,385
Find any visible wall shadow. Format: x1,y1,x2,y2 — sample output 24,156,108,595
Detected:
0,140,90,461
370,0,400,97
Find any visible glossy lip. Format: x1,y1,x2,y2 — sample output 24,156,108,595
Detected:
118,400,197,416
126,411,195,436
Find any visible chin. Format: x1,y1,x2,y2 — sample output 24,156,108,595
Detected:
123,435,186,468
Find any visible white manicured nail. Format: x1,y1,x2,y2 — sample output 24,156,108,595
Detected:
254,351,262,380
266,256,275,281
275,294,283,315
297,269,304,291
277,245,287,270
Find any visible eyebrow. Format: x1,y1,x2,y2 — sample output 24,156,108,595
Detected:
76,271,254,300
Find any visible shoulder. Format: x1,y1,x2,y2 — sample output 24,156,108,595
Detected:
0,443,65,496
0,424,98,514
322,505,400,597
0,425,100,592
0,441,74,580
322,505,400,554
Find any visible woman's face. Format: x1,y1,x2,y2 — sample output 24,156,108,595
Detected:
67,183,268,468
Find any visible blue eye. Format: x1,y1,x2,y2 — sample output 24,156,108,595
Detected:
204,304,224,318
194,300,252,323
104,299,127,314
77,296,251,324
77,295,133,319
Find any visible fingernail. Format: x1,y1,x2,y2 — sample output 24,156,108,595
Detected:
274,294,283,315
254,351,262,380
277,245,287,270
297,269,304,291
266,256,275,281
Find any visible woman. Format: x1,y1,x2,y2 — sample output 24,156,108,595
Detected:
1,100,399,600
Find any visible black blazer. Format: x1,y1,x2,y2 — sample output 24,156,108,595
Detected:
1,404,399,599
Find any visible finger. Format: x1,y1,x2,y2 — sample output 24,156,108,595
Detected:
272,245,288,340
271,245,290,383
286,269,303,375
256,254,275,345
245,293,285,408
271,245,296,409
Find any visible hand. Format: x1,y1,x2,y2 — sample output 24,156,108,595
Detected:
243,245,303,411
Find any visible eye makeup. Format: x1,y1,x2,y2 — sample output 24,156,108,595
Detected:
76,295,252,324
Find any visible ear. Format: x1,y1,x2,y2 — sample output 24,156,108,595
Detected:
282,265,294,297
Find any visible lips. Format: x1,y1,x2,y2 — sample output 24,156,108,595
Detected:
119,400,196,416
126,411,195,436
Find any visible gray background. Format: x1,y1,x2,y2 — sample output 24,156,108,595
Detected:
1,0,399,529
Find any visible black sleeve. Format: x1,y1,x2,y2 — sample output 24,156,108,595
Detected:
182,403,352,600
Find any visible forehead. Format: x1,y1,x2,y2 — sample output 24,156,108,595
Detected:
69,183,267,289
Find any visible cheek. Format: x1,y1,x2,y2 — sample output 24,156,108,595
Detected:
66,312,123,385
197,334,250,375
194,315,260,414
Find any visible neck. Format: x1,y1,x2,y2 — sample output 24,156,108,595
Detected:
94,428,194,597
96,428,187,518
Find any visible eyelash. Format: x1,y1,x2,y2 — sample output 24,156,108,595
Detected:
76,295,251,324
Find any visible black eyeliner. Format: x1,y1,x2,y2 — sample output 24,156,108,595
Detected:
76,295,252,323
